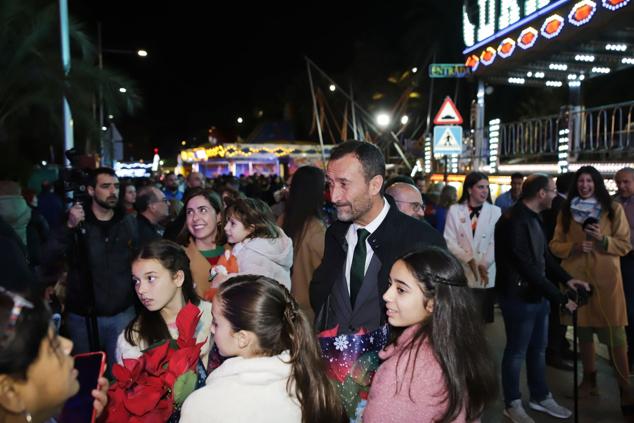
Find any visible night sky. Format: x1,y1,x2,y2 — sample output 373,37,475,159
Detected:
72,1,464,161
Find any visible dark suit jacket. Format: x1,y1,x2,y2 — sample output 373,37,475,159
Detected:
309,195,446,325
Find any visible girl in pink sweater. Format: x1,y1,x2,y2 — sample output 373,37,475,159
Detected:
363,247,497,423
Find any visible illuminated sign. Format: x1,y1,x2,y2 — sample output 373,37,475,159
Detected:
428,63,471,78
463,0,555,48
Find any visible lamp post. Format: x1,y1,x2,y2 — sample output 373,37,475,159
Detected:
97,22,147,166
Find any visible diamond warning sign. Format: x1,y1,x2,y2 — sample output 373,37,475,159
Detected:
433,126,462,155
433,97,463,125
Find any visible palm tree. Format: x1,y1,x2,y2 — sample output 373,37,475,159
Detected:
0,0,141,179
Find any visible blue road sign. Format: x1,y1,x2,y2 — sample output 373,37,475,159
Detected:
433,126,463,155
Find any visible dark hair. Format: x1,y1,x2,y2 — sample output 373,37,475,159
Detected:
519,174,550,200
119,181,136,203
0,290,51,380
329,140,385,182
282,167,325,244
394,248,497,423
217,275,344,423
556,171,575,194
226,198,279,239
511,172,524,180
177,188,225,246
438,185,458,208
125,240,200,348
88,167,117,188
135,186,159,213
459,172,491,204
560,166,615,232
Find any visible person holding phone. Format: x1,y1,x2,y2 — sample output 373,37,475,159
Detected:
0,288,108,423
550,166,634,415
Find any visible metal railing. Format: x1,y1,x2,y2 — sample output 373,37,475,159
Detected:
498,100,634,161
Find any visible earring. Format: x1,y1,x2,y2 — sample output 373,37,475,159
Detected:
23,410,32,422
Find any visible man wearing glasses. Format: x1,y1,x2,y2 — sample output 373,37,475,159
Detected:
385,182,426,220
136,186,170,245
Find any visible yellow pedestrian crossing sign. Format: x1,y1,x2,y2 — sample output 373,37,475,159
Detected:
433,126,462,155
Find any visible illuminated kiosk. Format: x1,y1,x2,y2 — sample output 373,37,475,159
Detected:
462,0,634,180
179,142,332,178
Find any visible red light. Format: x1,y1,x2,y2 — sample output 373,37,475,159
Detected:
154,148,159,154
498,38,516,58
465,54,479,70
480,47,496,66
569,0,597,25
541,14,565,38
518,27,539,49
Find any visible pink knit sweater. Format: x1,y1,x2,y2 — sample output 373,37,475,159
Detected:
363,325,474,423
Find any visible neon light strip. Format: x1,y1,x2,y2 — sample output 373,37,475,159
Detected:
464,0,573,54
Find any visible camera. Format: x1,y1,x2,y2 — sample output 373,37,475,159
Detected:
59,148,91,206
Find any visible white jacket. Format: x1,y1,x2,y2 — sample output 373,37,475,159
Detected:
180,351,302,423
443,202,501,289
232,228,293,289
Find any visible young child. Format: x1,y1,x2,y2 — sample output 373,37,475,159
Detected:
115,239,213,367
217,198,293,290
363,247,498,423
180,275,345,423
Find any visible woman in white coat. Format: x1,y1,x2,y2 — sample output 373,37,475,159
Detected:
444,172,501,322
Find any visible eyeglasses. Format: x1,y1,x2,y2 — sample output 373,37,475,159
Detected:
152,198,170,204
395,200,425,213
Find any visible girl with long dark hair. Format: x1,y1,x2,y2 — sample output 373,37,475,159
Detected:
180,275,345,423
115,240,213,367
363,247,497,422
550,166,633,412
280,166,326,321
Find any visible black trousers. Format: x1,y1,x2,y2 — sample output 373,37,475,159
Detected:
472,287,496,324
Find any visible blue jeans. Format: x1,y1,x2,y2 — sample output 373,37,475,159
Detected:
499,296,550,406
66,307,136,373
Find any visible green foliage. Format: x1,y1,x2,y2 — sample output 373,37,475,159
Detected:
0,0,142,175
172,370,197,407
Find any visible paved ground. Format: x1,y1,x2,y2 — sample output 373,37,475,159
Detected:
482,308,624,423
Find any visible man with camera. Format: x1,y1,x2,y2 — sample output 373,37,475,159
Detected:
495,174,591,423
51,167,138,371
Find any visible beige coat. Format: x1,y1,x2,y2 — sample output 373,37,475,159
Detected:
289,217,325,322
184,239,212,298
550,202,632,327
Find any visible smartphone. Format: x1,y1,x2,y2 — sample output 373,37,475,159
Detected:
57,351,106,423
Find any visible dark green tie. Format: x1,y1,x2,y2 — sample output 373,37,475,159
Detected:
350,228,370,307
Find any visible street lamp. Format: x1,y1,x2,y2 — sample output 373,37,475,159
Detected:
376,112,391,128
97,22,148,166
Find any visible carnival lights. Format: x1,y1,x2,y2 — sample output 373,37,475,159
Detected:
517,27,539,49
574,54,595,62
591,66,611,73
541,14,565,39
606,43,628,51
465,54,480,71
622,57,634,64
488,119,501,174
480,46,497,66
549,63,568,71
508,77,526,84
602,0,630,11
546,80,563,87
498,38,516,58
568,0,597,26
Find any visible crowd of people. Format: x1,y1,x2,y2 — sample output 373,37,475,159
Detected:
1,141,633,423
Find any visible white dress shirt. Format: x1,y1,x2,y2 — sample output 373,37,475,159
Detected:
344,198,390,293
